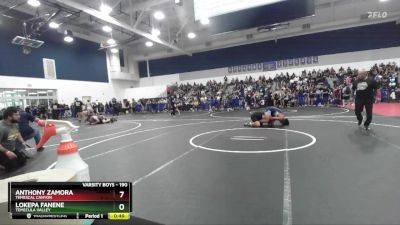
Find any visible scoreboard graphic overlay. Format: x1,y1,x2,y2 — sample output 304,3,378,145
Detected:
8,182,132,220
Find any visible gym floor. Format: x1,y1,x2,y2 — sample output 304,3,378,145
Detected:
1,107,400,225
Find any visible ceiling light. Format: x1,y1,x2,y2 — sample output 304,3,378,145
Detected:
379,0,389,2
27,0,41,7
153,11,165,20
145,41,154,47
187,32,196,39
64,36,73,43
99,3,112,15
151,28,161,37
102,25,112,32
200,17,210,25
64,30,74,43
49,21,60,29
110,48,118,53
107,38,116,45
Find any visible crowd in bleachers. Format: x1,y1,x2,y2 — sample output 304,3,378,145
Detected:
1,62,399,119
166,62,399,112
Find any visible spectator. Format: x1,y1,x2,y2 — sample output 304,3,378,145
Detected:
17,107,44,151
92,101,98,114
112,99,120,116
64,104,71,118
51,100,60,120
74,98,84,123
0,107,28,172
59,103,65,119
92,61,397,114
342,85,352,105
38,104,47,119
98,102,105,114
85,100,93,114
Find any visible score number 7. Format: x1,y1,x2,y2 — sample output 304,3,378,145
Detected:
118,191,126,211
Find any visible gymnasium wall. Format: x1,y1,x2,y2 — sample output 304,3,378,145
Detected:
0,47,137,104
0,18,108,82
0,49,137,104
123,86,167,101
129,46,400,99
0,15,140,104
0,75,118,104
139,22,400,77
179,46,400,83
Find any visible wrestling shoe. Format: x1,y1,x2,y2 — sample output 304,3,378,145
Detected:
244,122,253,127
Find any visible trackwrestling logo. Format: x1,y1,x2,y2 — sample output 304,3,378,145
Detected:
367,11,388,19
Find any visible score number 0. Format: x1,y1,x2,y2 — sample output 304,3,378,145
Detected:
119,191,125,210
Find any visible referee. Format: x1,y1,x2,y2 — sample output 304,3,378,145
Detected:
170,96,177,116
352,70,379,130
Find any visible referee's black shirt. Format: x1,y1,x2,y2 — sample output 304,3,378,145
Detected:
352,77,378,102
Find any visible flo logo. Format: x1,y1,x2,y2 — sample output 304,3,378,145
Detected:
367,11,388,19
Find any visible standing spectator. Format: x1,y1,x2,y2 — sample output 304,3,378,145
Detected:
342,85,352,105
47,105,52,119
38,104,47,119
105,102,110,115
309,88,315,106
51,100,60,120
74,98,84,123
64,104,71,118
86,100,93,115
375,89,382,104
283,92,290,108
98,102,105,114
59,103,65,119
112,99,119,116
92,101,98,114
131,99,137,114
322,87,330,107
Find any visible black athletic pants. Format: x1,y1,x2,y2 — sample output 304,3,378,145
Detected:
355,98,373,126
52,110,59,120
0,149,27,172
171,105,176,115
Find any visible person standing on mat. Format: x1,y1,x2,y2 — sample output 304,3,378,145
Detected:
170,96,177,116
352,70,379,130
244,106,289,127
51,100,60,120
74,98,84,123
